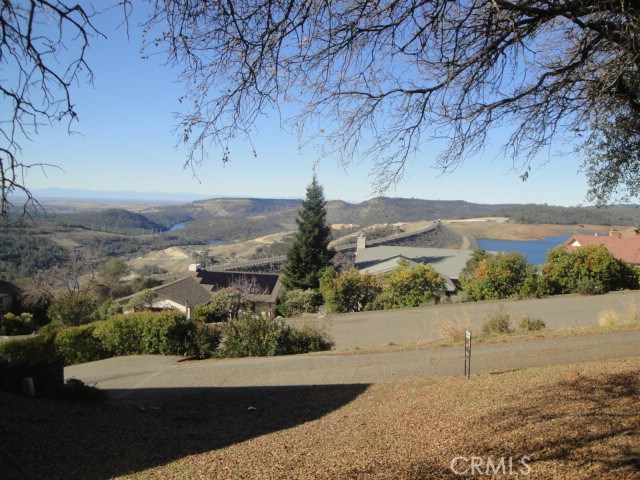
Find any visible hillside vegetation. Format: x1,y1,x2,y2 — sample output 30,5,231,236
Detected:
5,197,640,281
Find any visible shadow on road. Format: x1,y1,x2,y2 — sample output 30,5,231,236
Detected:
0,383,370,480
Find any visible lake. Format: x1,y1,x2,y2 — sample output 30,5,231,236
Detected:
476,236,569,265
166,222,185,233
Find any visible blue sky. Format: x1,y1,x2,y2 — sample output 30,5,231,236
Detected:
19,5,591,207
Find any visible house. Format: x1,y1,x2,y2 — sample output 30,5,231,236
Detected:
0,281,22,313
354,236,474,293
565,233,640,265
119,270,282,318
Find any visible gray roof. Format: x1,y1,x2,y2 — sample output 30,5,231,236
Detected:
356,246,474,280
153,276,214,308
117,270,282,308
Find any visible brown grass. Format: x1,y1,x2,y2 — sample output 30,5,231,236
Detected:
1,357,638,479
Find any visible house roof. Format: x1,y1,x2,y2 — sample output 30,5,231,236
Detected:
355,246,474,281
153,276,214,308
0,281,22,296
565,234,640,265
197,270,282,304
117,270,283,309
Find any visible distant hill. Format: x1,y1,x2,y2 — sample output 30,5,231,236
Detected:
326,198,515,224
48,208,168,235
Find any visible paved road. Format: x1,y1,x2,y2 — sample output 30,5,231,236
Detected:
288,290,640,349
66,330,640,400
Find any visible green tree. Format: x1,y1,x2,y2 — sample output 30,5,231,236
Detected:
375,260,445,309
281,289,322,317
320,268,383,314
543,244,639,295
282,175,335,290
126,289,158,311
99,258,130,287
47,296,97,328
460,251,533,301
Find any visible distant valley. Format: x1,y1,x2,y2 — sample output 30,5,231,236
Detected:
3,195,640,281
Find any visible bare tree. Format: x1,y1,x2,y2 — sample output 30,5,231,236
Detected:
4,1,640,211
0,1,130,216
20,247,100,308
146,0,640,200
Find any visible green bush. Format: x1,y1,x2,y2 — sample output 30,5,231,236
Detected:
185,321,223,358
47,296,98,327
137,311,193,355
93,311,219,358
53,324,107,366
279,323,335,354
282,289,321,317
93,315,142,356
0,335,56,365
481,308,514,335
0,312,35,335
517,315,546,331
220,316,333,358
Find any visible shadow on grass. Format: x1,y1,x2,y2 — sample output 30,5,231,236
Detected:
0,383,369,480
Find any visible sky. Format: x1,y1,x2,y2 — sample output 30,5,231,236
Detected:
18,4,592,207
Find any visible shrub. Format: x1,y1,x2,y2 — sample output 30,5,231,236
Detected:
220,316,333,357
193,303,227,323
378,260,445,309
93,315,141,356
543,244,639,295
278,323,335,354
0,312,35,336
126,289,158,311
320,268,383,313
0,335,56,365
53,324,108,365
461,251,533,301
47,296,98,327
517,315,546,331
137,311,193,355
94,311,216,358
282,289,321,317
185,321,223,358
97,300,124,320
481,307,514,335
221,316,283,357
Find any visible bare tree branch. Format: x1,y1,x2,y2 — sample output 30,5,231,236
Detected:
145,0,640,199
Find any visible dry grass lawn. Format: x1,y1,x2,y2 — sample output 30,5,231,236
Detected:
1,357,638,479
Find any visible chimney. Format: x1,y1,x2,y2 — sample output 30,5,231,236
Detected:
357,235,367,252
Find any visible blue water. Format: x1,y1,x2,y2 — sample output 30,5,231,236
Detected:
166,222,185,233
476,236,569,265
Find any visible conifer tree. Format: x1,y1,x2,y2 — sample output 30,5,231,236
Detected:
282,175,335,290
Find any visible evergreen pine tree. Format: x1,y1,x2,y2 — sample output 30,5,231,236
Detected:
282,175,335,290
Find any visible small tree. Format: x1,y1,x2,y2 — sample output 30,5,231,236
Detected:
282,175,335,290
320,268,383,314
126,289,158,311
460,251,533,301
543,244,639,295
376,260,445,309
47,296,97,327
208,288,248,321
282,289,321,317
